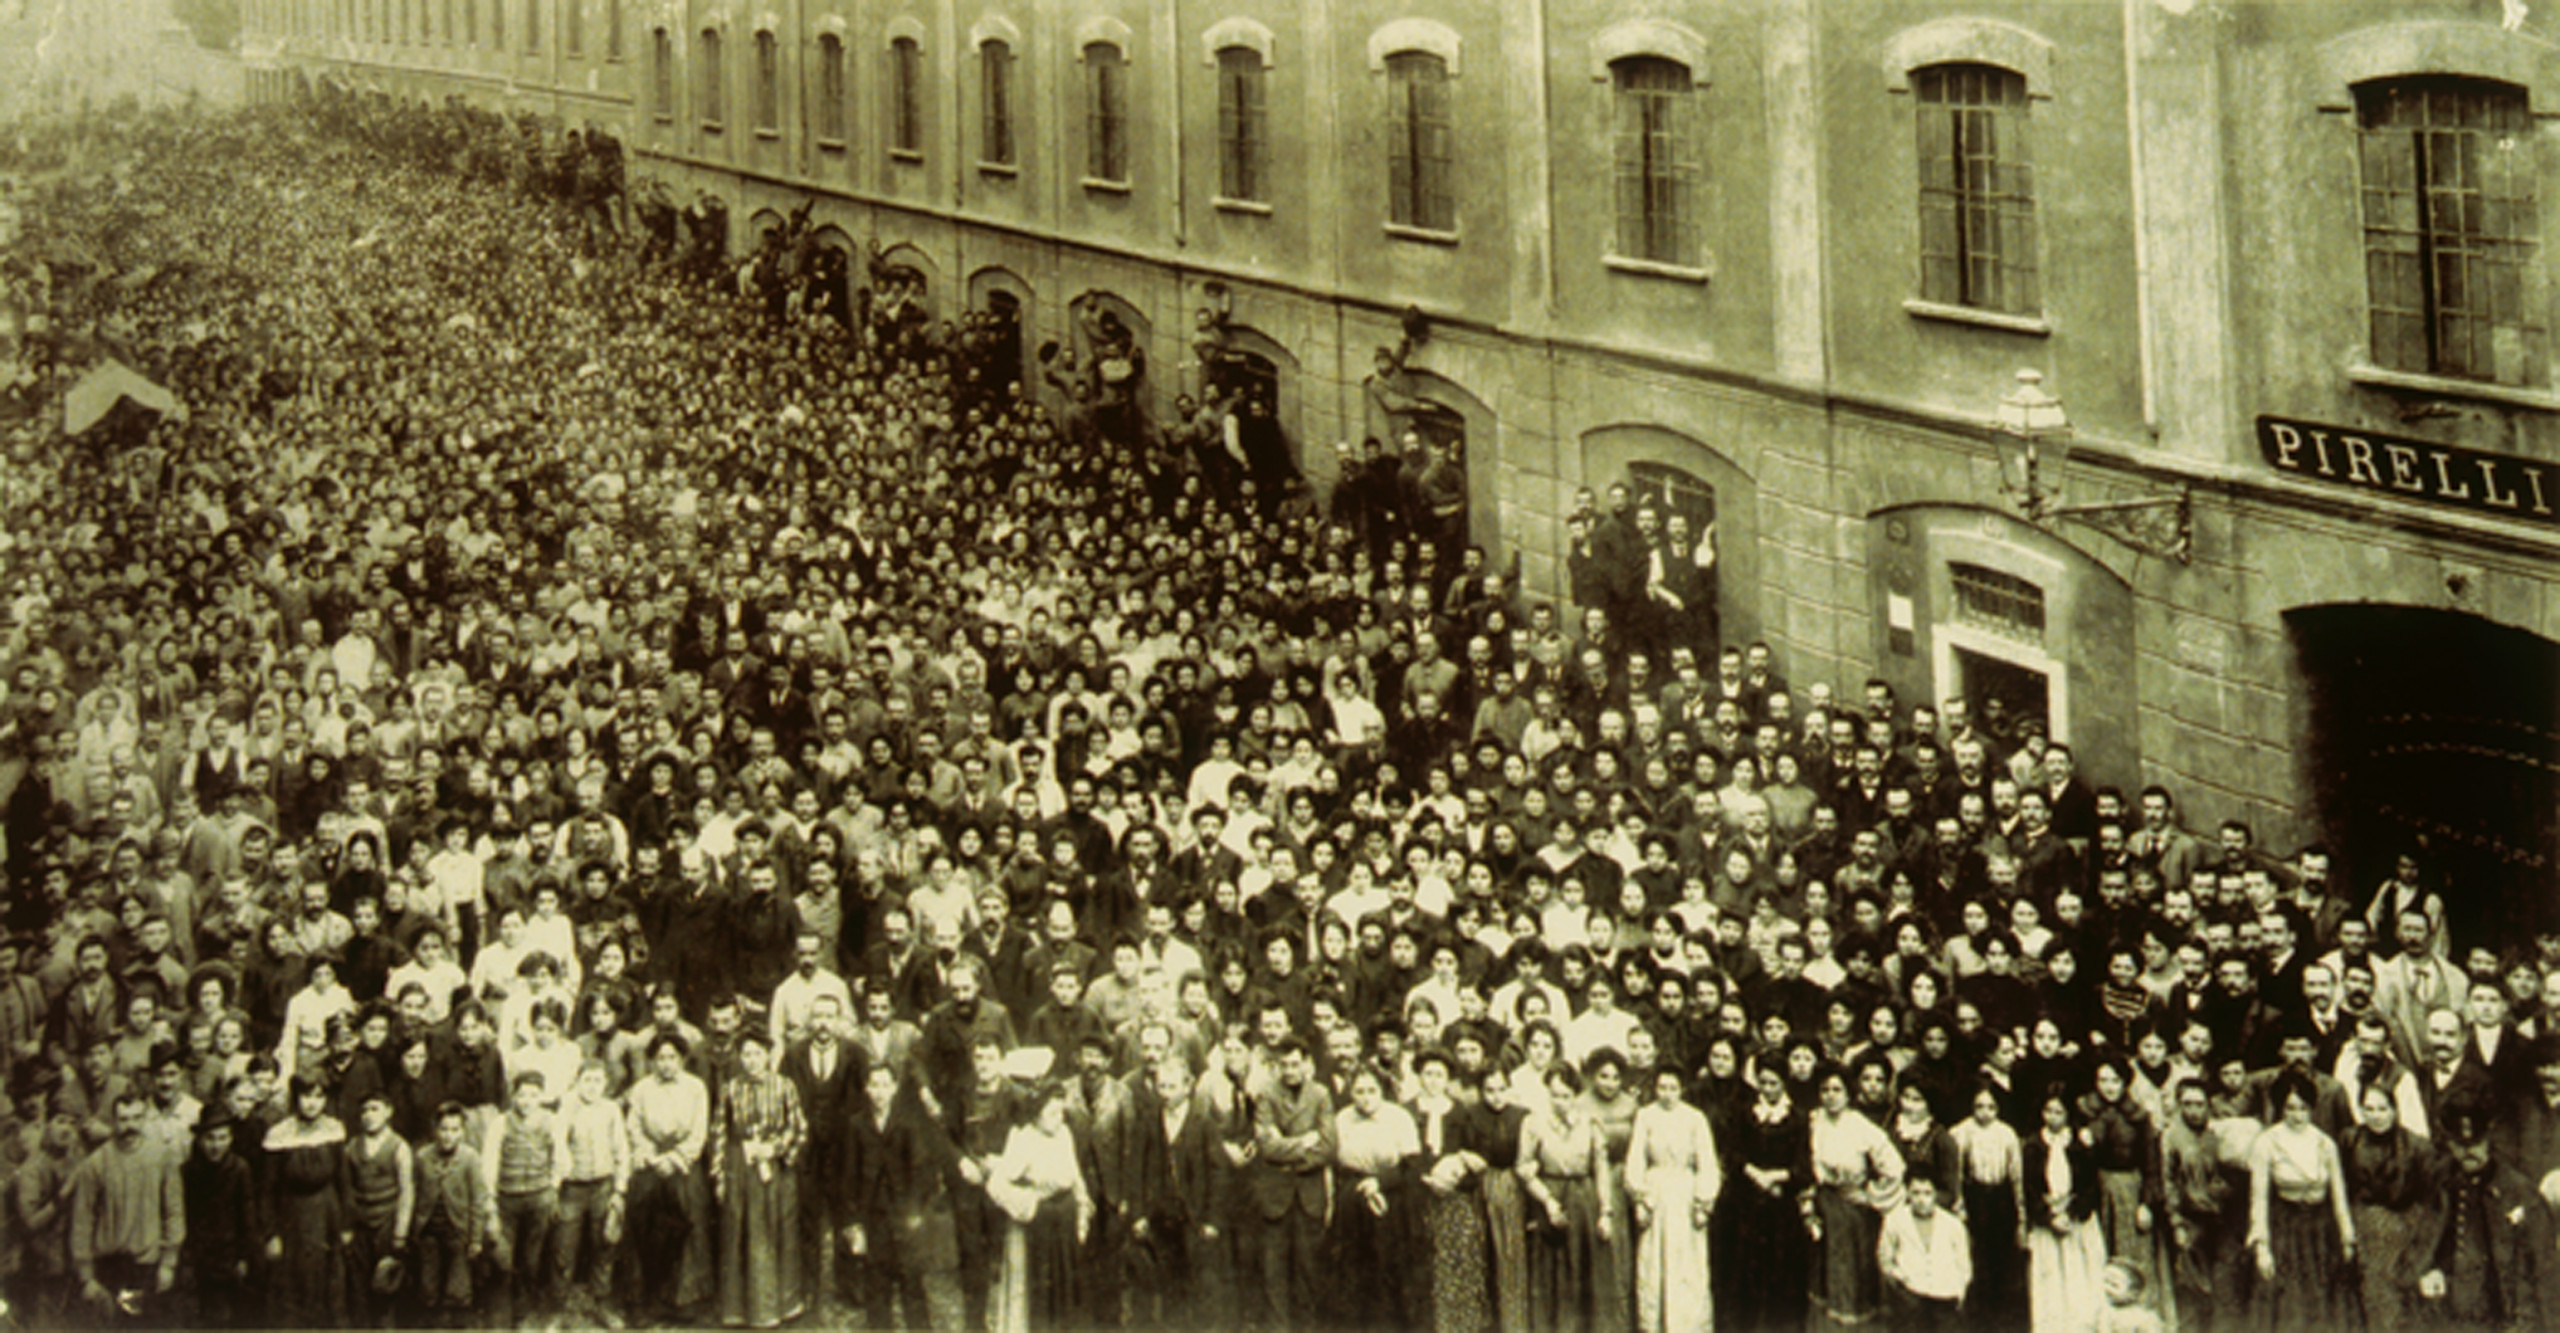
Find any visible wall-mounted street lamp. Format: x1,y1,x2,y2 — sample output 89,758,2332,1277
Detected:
1990,368,2193,564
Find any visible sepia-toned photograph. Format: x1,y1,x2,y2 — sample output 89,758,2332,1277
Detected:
0,0,2554,1329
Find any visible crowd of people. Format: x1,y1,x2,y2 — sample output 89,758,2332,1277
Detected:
0,89,2556,1333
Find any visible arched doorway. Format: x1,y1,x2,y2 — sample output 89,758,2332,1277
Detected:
808,225,855,328
1367,367,1495,561
965,265,1033,401
2288,604,2560,943
1619,460,1724,662
1582,425,1761,657
869,243,936,361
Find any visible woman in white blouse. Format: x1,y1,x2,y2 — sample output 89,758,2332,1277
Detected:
1334,1063,1423,1328
986,1082,1094,1333
1627,1067,1719,1333
1805,1066,1906,1332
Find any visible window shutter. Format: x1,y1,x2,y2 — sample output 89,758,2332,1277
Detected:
1614,75,1647,259
1388,65,1414,225
1420,63,1454,231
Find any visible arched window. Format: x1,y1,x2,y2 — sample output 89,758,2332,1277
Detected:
522,0,536,52
1385,51,1453,233
1611,55,1699,267
1085,42,1128,184
1914,62,2038,316
816,33,847,144
754,30,779,132
699,27,724,127
1216,46,1266,204
980,38,1015,167
2357,76,2543,385
889,36,923,157
564,0,582,57
604,0,619,59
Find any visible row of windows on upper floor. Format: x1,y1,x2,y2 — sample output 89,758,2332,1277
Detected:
285,0,2548,392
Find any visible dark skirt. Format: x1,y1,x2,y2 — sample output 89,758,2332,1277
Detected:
1809,1185,1884,1330
1594,1181,1635,1333
271,1182,349,1327
630,1161,715,1314
1964,1177,2030,1333
1528,1175,1604,1333
2257,1196,2342,1333
1718,1172,1810,1333
716,1148,805,1328
1022,1191,1085,1331
2350,1201,2427,1332
1330,1171,1419,1329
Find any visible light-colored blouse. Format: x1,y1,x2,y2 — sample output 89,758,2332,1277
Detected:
1808,1108,1905,1211
1336,1102,1422,1176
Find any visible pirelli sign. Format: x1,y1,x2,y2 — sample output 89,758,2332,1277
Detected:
2258,415,2557,527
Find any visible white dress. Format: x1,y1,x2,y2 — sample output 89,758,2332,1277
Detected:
1629,1100,1720,1333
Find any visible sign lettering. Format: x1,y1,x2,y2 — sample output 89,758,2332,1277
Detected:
2257,415,2558,528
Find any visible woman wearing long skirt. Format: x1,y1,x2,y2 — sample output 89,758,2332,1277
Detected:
2080,1057,2165,1313
714,1030,808,1329
986,1082,1093,1333
1521,1062,1613,1333
2247,1070,2353,1333
2023,1093,2107,1333
1579,1049,1641,1333
1722,1063,1810,1333
1626,1067,1718,1333
1334,1063,1424,1329
1807,1066,1905,1332
1952,1083,2031,1333
2340,1083,2442,1333
263,1076,353,1328
628,1033,716,1321
1481,1070,1533,1333
1414,1048,1496,1333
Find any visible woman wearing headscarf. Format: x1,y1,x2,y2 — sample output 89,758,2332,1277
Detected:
2340,1082,2440,1333
2079,1055,2165,1309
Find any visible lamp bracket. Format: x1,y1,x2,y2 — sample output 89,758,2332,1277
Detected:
2037,487,2193,565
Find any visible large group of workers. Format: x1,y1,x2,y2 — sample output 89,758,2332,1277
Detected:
0,89,2554,1333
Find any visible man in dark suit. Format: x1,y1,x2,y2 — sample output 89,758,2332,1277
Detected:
783,993,866,1314
1125,1058,1230,1328
1249,1037,1332,1329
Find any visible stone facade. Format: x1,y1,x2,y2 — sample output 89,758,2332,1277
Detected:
248,0,2560,926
